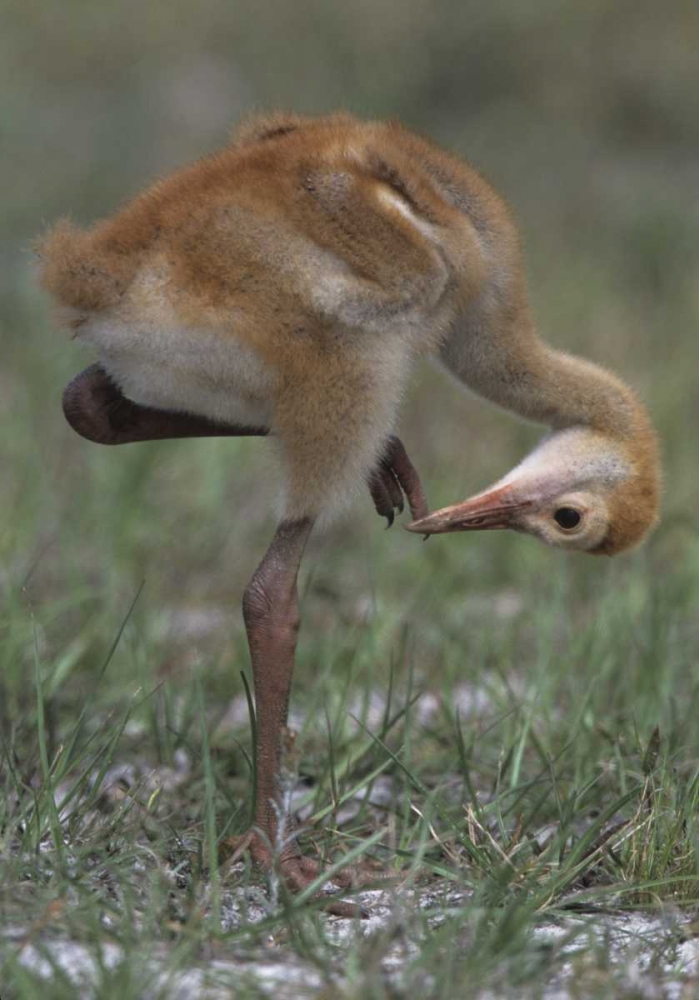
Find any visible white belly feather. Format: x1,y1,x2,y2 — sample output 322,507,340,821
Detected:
77,264,275,428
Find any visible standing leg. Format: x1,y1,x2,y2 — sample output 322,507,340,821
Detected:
241,517,314,869
225,517,387,914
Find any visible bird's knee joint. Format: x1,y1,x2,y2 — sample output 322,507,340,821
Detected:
242,577,274,627
62,392,110,444
62,367,127,445
242,575,299,640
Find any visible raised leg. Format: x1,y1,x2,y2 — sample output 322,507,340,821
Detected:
63,367,429,526
62,363,267,444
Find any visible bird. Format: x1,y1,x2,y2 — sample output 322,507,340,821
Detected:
38,110,661,909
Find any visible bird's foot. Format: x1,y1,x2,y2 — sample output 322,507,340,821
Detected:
369,435,429,528
220,829,394,917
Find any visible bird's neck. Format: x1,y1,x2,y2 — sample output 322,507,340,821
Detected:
441,322,649,445
507,342,646,441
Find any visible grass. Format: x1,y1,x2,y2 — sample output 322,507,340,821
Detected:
2,513,699,996
3,0,699,995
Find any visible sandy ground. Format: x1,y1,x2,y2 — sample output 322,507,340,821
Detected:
8,882,699,998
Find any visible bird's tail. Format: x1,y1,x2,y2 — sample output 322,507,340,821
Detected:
36,218,127,326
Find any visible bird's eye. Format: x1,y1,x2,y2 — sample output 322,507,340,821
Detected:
554,507,582,530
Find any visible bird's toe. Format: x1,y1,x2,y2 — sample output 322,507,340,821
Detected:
368,436,429,526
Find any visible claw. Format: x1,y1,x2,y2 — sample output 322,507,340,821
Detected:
325,899,369,919
368,437,429,528
381,436,429,522
222,829,394,918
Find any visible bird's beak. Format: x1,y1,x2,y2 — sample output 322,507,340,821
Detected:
406,485,532,535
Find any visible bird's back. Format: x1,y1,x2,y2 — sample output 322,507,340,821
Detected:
38,113,498,341
38,112,517,513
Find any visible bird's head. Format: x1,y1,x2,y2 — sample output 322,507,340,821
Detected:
406,426,661,555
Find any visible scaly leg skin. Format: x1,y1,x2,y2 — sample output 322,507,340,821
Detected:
227,518,392,917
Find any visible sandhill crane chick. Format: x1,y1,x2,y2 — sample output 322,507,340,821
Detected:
39,112,661,911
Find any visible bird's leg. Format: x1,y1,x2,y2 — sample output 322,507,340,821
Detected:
368,435,429,526
220,518,390,914
62,364,268,444
236,517,313,873
63,367,429,527
63,367,409,911
226,519,348,899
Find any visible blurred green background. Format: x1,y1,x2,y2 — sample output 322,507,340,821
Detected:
2,0,698,750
